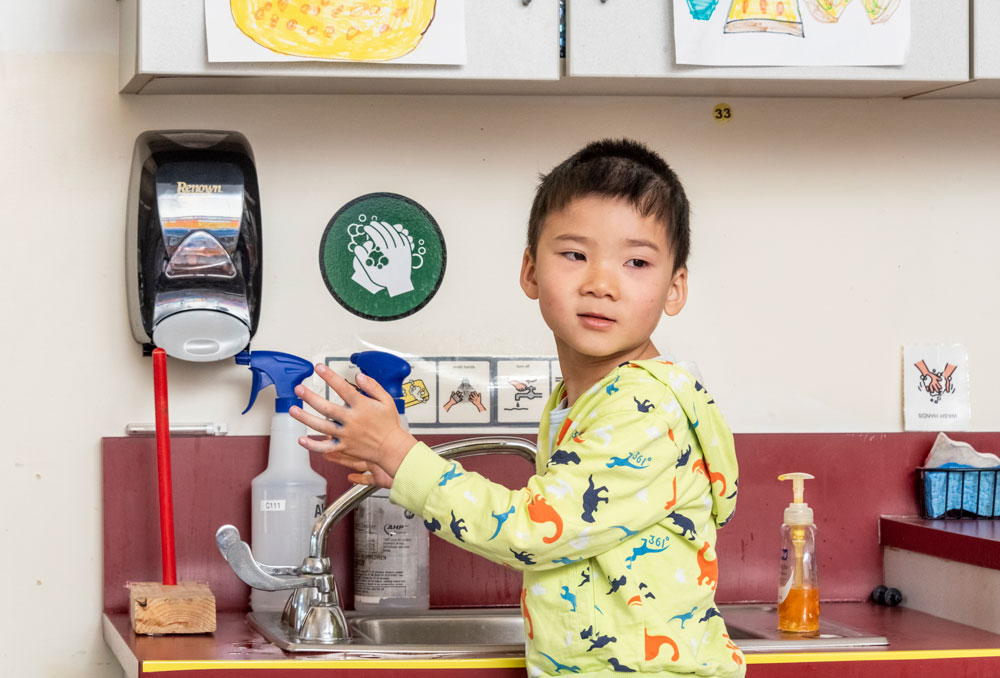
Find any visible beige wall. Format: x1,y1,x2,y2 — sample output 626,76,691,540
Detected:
3,3,1000,676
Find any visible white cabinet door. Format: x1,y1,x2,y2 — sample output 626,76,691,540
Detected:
917,1,1000,98
120,0,561,94
566,0,969,98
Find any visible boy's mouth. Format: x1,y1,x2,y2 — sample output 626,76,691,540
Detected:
578,313,615,329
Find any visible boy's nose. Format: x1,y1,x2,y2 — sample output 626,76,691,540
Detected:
581,263,619,299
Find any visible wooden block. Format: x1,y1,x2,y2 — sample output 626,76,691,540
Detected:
129,581,216,635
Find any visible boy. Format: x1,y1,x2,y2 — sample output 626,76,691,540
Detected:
291,139,745,677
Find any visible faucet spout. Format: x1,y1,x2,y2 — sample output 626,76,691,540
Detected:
220,436,537,645
308,436,536,558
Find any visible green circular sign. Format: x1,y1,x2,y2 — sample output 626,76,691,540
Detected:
319,193,446,321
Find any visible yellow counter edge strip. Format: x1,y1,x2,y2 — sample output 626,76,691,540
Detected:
143,649,1000,672
143,658,527,672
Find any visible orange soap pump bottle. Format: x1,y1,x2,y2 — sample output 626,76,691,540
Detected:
777,472,819,634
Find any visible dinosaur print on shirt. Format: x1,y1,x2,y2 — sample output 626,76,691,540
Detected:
449,511,467,542
581,474,609,522
387,359,743,678
488,506,515,540
625,536,670,569
549,449,582,466
527,493,564,543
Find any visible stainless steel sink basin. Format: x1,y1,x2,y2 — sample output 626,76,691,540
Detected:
249,604,888,655
350,608,525,647
720,604,889,652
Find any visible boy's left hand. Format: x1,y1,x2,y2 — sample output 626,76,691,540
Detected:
290,364,416,488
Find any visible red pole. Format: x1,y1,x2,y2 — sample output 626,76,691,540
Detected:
152,348,177,586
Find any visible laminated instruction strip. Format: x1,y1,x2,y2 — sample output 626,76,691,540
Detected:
322,356,561,430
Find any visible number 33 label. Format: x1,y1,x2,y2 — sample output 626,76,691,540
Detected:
713,103,733,122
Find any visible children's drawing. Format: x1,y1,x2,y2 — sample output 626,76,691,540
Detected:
228,0,436,61
205,0,466,65
687,0,722,21
724,0,805,38
674,0,909,66
806,0,900,24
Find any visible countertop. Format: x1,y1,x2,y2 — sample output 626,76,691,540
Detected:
880,516,1000,570
103,602,1000,677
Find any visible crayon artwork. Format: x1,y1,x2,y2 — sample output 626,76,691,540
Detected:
229,0,437,61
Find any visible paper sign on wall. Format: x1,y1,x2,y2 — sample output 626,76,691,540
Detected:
903,344,970,431
674,0,910,66
318,355,561,431
205,0,467,65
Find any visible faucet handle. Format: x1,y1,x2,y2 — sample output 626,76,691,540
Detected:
216,525,319,592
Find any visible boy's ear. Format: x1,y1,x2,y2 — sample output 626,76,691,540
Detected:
663,266,688,317
519,248,539,300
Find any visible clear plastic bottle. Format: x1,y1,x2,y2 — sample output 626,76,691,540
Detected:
250,412,327,612
350,351,429,611
237,350,328,612
777,472,819,634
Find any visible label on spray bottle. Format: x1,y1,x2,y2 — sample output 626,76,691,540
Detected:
354,490,429,607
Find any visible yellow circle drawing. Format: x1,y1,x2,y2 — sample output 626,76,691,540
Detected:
230,1,437,62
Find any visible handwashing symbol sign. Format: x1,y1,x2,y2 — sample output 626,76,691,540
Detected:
914,360,957,405
348,214,426,298
320,193,446,321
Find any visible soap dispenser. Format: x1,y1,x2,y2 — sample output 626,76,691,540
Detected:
126,130,262,362
777,472,819,634
350,351,429,611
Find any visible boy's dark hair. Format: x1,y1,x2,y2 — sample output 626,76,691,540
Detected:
527,138,690,271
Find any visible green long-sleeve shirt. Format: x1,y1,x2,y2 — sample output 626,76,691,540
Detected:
390,359,746,677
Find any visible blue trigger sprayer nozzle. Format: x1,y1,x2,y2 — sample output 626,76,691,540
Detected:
351,351,411,414
235,350,315,414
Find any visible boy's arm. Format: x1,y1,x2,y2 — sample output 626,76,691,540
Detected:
390,385,684,570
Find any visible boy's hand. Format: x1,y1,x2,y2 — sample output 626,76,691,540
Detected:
290,364,416,488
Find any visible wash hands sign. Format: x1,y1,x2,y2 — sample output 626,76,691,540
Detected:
903,344,970,431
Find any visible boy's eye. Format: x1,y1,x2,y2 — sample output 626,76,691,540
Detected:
561,251,586,261
627,258,649,268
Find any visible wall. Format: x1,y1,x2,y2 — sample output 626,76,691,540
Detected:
3,2,1000,676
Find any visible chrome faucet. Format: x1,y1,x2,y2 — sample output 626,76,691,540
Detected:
217,436,537,644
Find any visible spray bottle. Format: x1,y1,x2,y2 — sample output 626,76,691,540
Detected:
777,472,819,634
237,350,328,612
351,350,429,611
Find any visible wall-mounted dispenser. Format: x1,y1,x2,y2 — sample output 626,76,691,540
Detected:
126,130,262,361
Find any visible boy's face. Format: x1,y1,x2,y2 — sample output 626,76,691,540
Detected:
520,195,687,365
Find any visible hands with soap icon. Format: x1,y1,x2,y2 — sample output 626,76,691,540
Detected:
349,218,424,298
442,378,486,413
914,360,957,403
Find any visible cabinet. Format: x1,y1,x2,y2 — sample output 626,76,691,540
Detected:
916,1,1000,98
119,0,561,94
120,0,974,98
566,0,969,98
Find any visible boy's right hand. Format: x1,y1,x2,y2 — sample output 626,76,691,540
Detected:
290,364,416,488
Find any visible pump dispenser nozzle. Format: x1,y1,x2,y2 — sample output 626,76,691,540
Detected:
236,350,314,414
778,472,815,526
